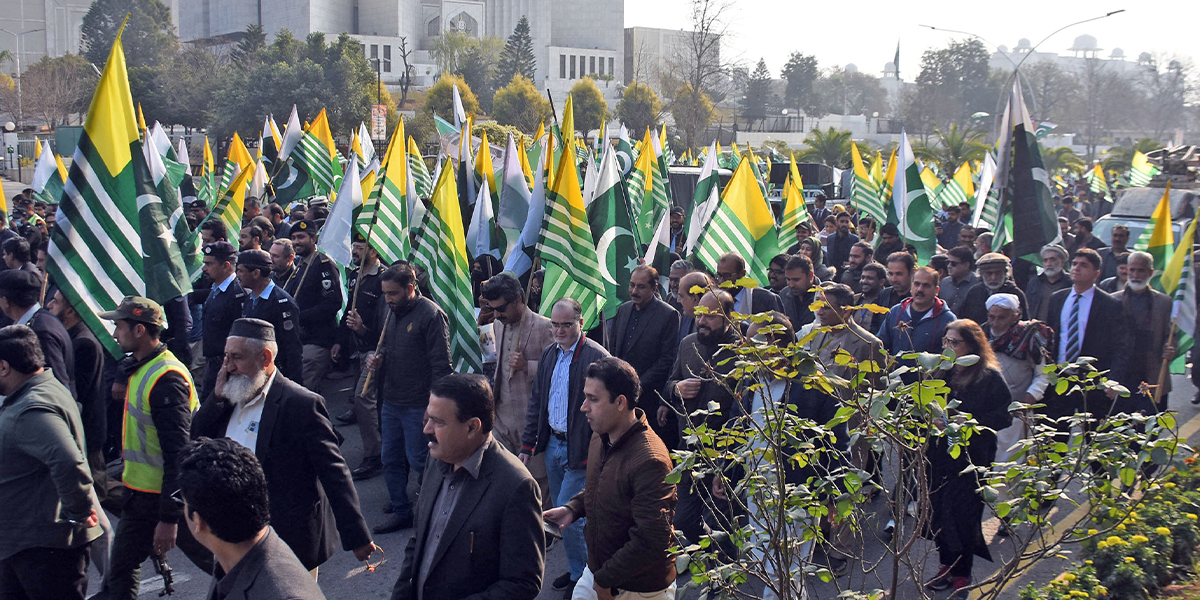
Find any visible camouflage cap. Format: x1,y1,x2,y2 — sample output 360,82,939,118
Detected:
99,295,165,326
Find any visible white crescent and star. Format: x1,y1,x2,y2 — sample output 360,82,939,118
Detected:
596,226,634,285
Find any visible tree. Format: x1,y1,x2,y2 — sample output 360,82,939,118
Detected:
912,123,988,176
912,38,994,132
457,36,504,112
671,84,713,153
1043,146,1087,176
781,52,820,115
615,81,661,138
429,31,477,76
670,0,731,99
1022,61,1081,123
397,37,414,108
1102,138,1164,174
814,68,889,117
742,58,773,126
568,77,606,135
423,73,481,123
80,0,179,69
494,16,536,90
21,54,96,127
1140,55,1194,141
795,127,852,168
230,23,267,66
492,74,550,134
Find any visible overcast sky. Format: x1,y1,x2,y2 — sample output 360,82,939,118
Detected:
625,1,1199,78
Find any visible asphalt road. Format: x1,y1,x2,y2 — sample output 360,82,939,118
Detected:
84,368,1200,600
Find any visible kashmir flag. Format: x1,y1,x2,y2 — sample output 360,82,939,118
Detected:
1086,164,1111,201
891,131,936,263
317,158,361,269
999,77,1060,263
293,108,342,196
920,167,945,209
205,165,254,238
850,141,884,224
1162,207,1198,374
869,151,884,188
217,132,254,196
586,143,640,320
503,138,548,279
778,158,807,238
694,159,778,286
1133,182,1175,284
46,21,189,356
559,94,577,157
972,152,1000,229
354,122,377,168
685,141,721,256
1128,151,1159,187
412,161,484,372
368,120,412,264
408,137,434,198
474,130,500,216
537,144,606,329
466,176,501,260
880,147,898,211
196,136,216,209
32,139,66,204
937,162,974,211
628,129,659,243
497,132,531,232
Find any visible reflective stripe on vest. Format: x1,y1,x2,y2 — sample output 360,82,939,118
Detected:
122,350,199,493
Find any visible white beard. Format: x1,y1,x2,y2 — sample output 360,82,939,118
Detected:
984,279,1005,291
1127,279,1149,292
225,370,267,406
1043,266,1063,277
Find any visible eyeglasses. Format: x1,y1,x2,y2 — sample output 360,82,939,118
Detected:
943,337,965,347
947,260,963,267
550,321,576,330
485,300,510,313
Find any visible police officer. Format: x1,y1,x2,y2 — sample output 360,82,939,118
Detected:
334,233,385,480
284,220,342,392
236,249,304,382
197,241,246,398
95,297,199,600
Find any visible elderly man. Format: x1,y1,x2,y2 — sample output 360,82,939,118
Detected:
1024,244,1072,323
778,254,816,330
236,249,303,382
480,274,553,454
983,293,1052,465
939,247,978,314
191,318,376,574
675,271,712,348
1112,251,1174,412
269,239,296,285
666,259,692,312
0,325,102,600
391,374,545,600
716,252,783,315
957,253,1029,325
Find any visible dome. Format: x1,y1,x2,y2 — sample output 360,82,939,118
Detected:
1138,52,1153,64
1016,38,1032,49
1110,48,1125,59
844,63,859,74
997,45,1009,53
1069,34,1098,51
884,61,896,71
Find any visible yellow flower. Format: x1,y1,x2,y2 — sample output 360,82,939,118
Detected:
1116,524,1126,530
1131,535,1149,544
1187,514,1198,521
1087,529,1099,535
1097,541,1108,549
1124,556,1136,563
1098,586,1108,595
1164,482,1177,488
1155,527,1171,536
1085,560,1094,565
1069,591,1090,598
1063,573,1077,582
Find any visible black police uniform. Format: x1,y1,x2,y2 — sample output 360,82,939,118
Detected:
283,251,342,348
199,271,246,397
242,283,305,382
340,261,385,352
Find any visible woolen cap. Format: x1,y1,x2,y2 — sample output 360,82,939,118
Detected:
229,318,276,341
976,252,1009,269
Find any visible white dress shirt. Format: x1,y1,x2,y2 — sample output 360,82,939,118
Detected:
225,369,277,453
15,303,40,325
1057,286,1095,363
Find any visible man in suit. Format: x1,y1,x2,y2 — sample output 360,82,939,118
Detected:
716,252,783,315
391,374,545,600
1112,251,1174,412
808,194,830,228
778,254,816,331
196,241,247,398
606,265,680,449
0,270,74,396
191,318,376,574
675,271,712,348
1045,248,1132,424
177,437,327,600
236,250,303,382
284,220,343,392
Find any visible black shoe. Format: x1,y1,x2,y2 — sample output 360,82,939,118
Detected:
336,410,357,425
1193,391,1200,405
352,458,382,481
562,584,576,600
552,572,574,590
924,565,953,591
372,513,413,534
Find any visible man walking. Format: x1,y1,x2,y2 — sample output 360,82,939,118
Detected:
838,241,872,294
284,220,343,392
957,253,1029,325
198,241,246,397
938,247,977,314
716,252,783,315
1024,245,1071,322
545,357,678,600
1112,251,1173,412
778,255,816,330
825,212,859,270
333,234,387,479
236,249,303,382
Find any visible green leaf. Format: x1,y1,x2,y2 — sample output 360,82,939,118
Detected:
1119,467,1136,487
1056,379,1069,395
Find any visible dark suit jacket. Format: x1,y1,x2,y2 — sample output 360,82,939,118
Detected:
28,308,75,398
738,287,783,315
391,438,544,600
1046,286,1132,415
191,374,371,570
207,528,326,600
606,299,680,411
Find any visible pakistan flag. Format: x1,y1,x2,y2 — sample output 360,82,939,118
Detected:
587,141,640,320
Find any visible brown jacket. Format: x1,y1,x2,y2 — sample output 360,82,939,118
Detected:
492,307,554,452
1112,287,1173,398
565,410,676,593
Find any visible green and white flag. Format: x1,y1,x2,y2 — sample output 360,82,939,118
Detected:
891,130,936,263
292,108,341,196
31,139,66,205
850,141,885,225
685,142,722,256
497,132,531,232
466,176,502,260
368,122,412,265
1163,209,1198,374
586,143,640,320
318,158,362,269
1128,151,1159,187
144,128,200,278
538,147,605,329
504,139,548,279
408,137,434,199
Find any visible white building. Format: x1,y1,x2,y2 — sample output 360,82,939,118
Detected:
989,34,1146,76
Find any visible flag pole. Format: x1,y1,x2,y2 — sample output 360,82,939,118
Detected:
1153,316,1177,408
361,311,392,395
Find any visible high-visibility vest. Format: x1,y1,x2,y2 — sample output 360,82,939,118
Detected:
122,350,199,493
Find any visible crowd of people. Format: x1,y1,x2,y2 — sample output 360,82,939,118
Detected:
0,183,1188,600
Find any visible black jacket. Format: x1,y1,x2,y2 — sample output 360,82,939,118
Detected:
777,287,815,330
606,299,680,411
391,438,544,600
200,276,247,358
242,284,304,382
735,287,784,315
27,308,75,398
192,374,372,570
66,322,105,455
341,263,384,352
282,252,342,347
521,336,609,470
206,528,326,600
376,294,453,407
957,280,1029,326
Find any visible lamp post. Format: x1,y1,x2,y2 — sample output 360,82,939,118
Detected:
0,28,45,126
368,57,382,144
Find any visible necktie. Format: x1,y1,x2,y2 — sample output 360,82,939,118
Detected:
1064,293,1082,362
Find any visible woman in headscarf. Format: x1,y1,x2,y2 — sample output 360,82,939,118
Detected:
797,238,835,282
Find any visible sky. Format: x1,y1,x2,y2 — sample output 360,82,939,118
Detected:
624,1,1200,78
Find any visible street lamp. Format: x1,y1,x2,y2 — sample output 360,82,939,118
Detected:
0,28,45,126
368,57,382,144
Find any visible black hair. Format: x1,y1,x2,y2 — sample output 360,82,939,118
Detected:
480,272,524,304
1073,247,1102,271
243,196,260,211
821,283,855,308
823,215,836,224
1075,217,1094,232
381,261,417,287
851,240,873,257
784,254,813,275
200,219,228,241
769,254,790,268
0,278,39,308
880,222,900,237
0,325,45,374
309,206,329,220
862,262,886,280
585,357,641,407
266,204,285,219
858,216,875,229
630,265,659,289
947,246,975,269
2,237,30,262
885,251,916,273
177,437,270,544
430,373,494,433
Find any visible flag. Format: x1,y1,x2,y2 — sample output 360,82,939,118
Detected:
412,162,484,372
892,130,936,263
643,206,673,278
694,159,778,286
317,158,361,269
971,152,1000,229
628,129,658,243
277,105,303,162
1035,122,1057,140
217,131,254,196
197,136,216,209
850,141,884,224
368,119,412,265
504,137,548,278
354,122,377,168
452,82,468,129
46,21,188,356
1133,182,1174,282
143,130,201,278
1162,208,1199,374
408,137,434,199
614,125,635,176
685,142,722,256
1128,151,1159,187
177,139,198,205
205,165,254,239
920,167,945,209
938,162,974,211
880,147,898,212
999,77,1059,262
778,157,808,239
537,144,606,329
473,129,500,218
1086,163,1111,202
456,120,476,224
31,139,66,204
138,129,191,294
587,143,640,320
497,132,531,232
293,108,342,196
466,176,502,259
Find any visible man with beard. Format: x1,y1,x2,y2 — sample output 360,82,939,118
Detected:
716,252,783,315
1024,245,1071,323
284,220,342,392
957,253,1029,325
877,251,914,309
334,234,387,480
269,239,295,286
675,271,712,347
938,247,977,314
875,223,904,259
1112,251,1173,412
1066,217,1105,254
668,206,686,253
957,225,977,250
938,206,964,249
236,250,303,383
778,254,816,330
367,263,453,534
666,259,692,312
766,254,790,293
983,293,1052,474
838,241,872,293
191,318,376,574
606,265,680,449
197,242,246,398
1098,225,1130,282
96,297,200,600
238,223,268,252
854,263,888,333
826,212,859,271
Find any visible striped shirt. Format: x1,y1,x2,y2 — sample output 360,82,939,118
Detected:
548,343,575,433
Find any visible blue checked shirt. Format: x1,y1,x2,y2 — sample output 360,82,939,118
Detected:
547,343,575,433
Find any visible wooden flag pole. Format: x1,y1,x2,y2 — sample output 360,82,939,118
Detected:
361,311,392,395
1153,316,1177,408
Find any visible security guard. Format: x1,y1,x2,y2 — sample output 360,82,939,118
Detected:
96,297,199,600
197,241,246,397
334,233,386,479
285,219,342,391
236,249,304,381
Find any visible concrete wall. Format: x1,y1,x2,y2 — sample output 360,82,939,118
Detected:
0,0,91,68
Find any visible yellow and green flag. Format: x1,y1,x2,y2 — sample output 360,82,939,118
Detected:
694,158,779,286
1133,182,1175,287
